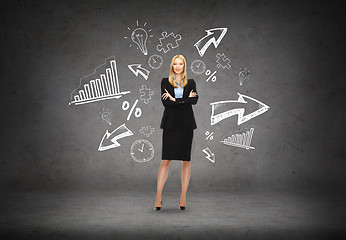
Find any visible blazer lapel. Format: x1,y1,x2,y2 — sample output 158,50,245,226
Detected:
182,80,188,97
183,82,186,97
165,78,175,98
171,83,175,98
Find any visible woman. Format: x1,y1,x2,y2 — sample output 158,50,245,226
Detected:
154,55,199,211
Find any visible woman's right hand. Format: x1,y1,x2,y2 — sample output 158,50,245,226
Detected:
162,89,176,101
189,90,197,98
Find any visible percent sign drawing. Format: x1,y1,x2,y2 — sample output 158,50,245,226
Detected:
122,100,142,121
205,131,214,140
205,69,217,82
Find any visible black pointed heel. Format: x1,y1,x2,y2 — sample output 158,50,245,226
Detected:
154,201,162,211
179,203,187,210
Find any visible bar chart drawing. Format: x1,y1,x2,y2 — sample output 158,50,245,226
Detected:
220,128,255,150
69,56,130,106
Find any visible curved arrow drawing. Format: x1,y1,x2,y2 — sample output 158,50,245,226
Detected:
210,93,270,125
128,64,150,80
194,28,228,57
98,123,133,151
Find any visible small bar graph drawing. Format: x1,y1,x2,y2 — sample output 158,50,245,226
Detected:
69,56,130,105
221,128,255,150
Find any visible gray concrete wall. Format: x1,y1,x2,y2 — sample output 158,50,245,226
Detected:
1,0,345,192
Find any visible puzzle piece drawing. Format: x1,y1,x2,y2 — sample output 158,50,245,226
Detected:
156,31,182,53
140,126,155,137
139,85,154,104
216,53,231,69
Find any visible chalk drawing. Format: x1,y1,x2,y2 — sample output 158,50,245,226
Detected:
202,147,215,163
140,126,155,137
131,28,149,55
124,20,153,55
216,53,231,69
148,54,163,69
205,131,214,141
205,69,217,82
98,123,133,151
236,68,250,85
122,100,142,121
98,108,112,125
210,93,270,125
130,139,154,162
69,57,130,106
221,128,255,150
191,59,206,74
156,31,182,53
194,28,227,57
128,64,150,80
139,85,154,104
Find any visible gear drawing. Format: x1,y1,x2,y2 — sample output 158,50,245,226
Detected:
216,53,231,69
140,126,155,137
156,31,182,53
139,85,154,104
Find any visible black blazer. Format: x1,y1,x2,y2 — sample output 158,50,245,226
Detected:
160,77,199,130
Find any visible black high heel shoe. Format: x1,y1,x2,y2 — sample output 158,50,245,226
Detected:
179,202,187,210
154,201,162,211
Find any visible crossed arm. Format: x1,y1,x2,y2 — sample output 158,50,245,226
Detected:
161,79,199,108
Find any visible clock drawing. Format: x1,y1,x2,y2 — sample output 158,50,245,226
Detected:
148,54,163,69
191,59,206,74
130,139,154,163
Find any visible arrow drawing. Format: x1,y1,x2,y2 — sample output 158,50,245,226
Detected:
128,64,150,80
194,28,228,57
98,123,133,151
202,147,215,163
210,93,270,125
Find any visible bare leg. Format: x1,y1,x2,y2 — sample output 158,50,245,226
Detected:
155,160,171,207
180,161,191,207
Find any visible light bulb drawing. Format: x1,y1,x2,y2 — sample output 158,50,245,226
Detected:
236,68,250,85
101,112,111,125
124,20,153,55
131,28,148,55
98,108,112,125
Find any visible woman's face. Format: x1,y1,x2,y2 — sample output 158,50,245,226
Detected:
172,57,184,74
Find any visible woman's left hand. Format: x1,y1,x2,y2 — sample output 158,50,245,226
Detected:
189,90,198,98
162,89,176,101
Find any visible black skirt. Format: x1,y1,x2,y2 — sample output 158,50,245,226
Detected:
162,129,194,161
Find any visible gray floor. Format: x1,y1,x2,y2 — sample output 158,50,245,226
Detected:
1,189,345,239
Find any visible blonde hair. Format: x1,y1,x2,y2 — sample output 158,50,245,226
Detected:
168,55,188,88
